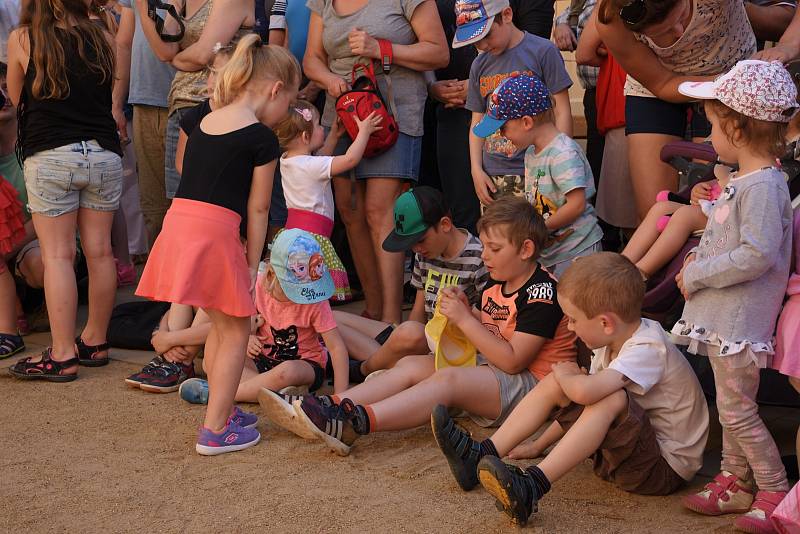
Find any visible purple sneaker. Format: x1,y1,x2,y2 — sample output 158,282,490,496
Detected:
195,421,261,456
230,406,258,429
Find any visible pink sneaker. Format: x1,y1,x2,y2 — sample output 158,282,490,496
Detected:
733,490,787,534
655,190,671,203
116,260,137,287
683,471,755,516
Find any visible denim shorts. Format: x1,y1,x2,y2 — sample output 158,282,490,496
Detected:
330,131,422,180
24,140,123,217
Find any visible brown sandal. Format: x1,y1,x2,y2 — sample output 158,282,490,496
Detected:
9,348,79,382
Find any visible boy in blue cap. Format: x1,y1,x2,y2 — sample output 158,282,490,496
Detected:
475,73,602,277
454,0,573,205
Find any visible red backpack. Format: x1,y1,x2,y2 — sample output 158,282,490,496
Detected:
335,54,399,158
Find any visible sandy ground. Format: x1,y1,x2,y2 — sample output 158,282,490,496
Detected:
1,291,797,533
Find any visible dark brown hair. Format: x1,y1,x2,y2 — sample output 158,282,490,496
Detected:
558,252,644,322
597,0,680,32
20,0,115,100
477,196,548,260
706,100,788,159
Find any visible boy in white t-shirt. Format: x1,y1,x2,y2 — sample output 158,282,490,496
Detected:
431,252,709,526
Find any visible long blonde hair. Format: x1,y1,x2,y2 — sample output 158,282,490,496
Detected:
20,0,115,100
213,34,301,107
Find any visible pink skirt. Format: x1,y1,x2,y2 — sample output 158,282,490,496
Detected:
136,198,256,317
773,295,800,379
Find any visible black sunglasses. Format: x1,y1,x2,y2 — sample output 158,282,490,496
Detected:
619,0,647,26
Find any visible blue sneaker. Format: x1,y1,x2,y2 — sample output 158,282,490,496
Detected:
179,378,209,404
195,421,261,456
230,406,258,429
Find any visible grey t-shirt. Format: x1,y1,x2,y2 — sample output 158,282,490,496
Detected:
119,0,176,108
306,0,427,137
466,33,573,176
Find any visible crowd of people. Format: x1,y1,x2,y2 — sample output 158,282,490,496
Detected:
1,0,800,531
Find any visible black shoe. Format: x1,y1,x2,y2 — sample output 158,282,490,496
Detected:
430,404,481,491
139,359,195,393
295,397,367,456
348,358,366,384
477,456,539,526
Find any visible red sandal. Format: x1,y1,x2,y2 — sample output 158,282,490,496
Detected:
9,347,79,382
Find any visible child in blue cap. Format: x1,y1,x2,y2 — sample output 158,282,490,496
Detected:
180,229,350,413
474,73,603,277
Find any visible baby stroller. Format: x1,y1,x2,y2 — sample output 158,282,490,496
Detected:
643,139,800,409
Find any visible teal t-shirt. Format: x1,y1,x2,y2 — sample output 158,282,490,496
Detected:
0,152,29,219
524,133,602,267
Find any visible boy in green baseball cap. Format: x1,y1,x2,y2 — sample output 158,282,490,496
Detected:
337,186,489,382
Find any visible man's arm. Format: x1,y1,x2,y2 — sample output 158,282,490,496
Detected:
113,5,135,139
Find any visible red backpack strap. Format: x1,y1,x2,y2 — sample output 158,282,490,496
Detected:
374,38,398,117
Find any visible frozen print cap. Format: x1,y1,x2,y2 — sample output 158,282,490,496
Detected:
270,229,334,304
678,60,799,123
452,0,509,49
473,73,552,138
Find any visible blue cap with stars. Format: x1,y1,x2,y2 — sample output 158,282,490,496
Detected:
473,73,552,138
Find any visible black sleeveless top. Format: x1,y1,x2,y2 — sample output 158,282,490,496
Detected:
18,27,122,160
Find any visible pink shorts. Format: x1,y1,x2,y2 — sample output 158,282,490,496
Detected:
774,294,800,379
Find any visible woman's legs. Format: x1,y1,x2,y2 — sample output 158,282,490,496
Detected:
364,178,405,324
77,208,117,350
333,176,382,319
31,211,79,361
202,308,250,432
636,204,708,276
627,133,682,221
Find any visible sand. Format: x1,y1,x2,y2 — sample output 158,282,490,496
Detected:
0,360,746,534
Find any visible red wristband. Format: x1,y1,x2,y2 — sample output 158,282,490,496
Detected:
377,38,393,74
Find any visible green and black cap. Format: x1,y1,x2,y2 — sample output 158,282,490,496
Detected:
382,186,449,252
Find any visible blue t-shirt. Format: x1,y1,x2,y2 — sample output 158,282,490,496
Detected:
270,0,311,62
466,33,572,176
523,133,602,267
119,0,176,108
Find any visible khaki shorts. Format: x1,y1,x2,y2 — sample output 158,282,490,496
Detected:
24,141,122,217
554,393,685,495
469,354,537,428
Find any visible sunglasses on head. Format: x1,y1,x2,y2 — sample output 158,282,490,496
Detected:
619,0,647,26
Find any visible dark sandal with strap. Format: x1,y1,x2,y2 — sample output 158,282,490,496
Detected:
0,333,25,360
9,348,79,382
75,337,110,367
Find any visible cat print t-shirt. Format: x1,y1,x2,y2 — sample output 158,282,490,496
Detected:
254,272,336,367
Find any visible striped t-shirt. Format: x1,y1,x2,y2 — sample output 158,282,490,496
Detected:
411,230,489,321
524,133,603,268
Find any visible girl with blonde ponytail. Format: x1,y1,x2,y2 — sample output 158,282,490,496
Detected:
136,36,300,455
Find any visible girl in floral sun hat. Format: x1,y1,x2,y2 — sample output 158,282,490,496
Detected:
673,60,798,534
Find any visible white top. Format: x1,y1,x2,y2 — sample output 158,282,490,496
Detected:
591,318,710,481
279,154,335,219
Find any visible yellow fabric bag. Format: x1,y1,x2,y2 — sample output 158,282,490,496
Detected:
425,293,477,370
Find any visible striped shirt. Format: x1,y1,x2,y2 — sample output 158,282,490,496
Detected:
411,230,489,321
524,133,603,268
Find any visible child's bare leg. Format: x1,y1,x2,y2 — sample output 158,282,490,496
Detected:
333,310,387,361
489,373,571,456
338,354,435,405
361,321,428,374
365,365,502,431
622,201,682,264
202,309,250,431
0,269,17,334
536,390,628,484
636,204,707,276
236,360,316,402
166,303,195,331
